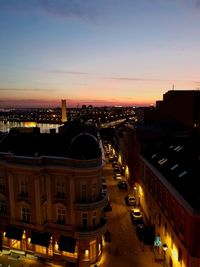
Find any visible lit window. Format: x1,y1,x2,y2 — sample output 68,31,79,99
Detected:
174,146,180,151
178,171,187,178
171,164,179,170
158,158,168,165
176,146,183,152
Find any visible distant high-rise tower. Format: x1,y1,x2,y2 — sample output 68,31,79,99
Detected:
61,99,67,123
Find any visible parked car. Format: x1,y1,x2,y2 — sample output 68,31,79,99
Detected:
112,162,118,168
118,180,128,189
130,208,143,224
136,224,155,245
113,166,120,172
104,197,112,212
125,194,136,206
136,223,145,241
108,156,114,162
113,173,122,180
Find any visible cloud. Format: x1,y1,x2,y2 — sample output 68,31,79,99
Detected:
107,76,170,82
108,77,157,81
0,88,53,92
0,0,98,21
195,0,200,8
46,69,89,75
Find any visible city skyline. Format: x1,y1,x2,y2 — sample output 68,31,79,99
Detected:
1,0,200,108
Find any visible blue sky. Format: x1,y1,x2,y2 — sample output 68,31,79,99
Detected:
1,0,200,107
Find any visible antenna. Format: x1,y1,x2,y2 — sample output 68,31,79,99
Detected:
172,84,175,90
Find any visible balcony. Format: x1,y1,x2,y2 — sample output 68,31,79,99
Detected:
76,218,108,239
74,193,108,211
17,192,29,202
1,153,103,169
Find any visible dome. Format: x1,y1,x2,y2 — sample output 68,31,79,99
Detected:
69,133,101,159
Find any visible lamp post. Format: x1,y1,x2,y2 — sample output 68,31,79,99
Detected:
163,244,168,267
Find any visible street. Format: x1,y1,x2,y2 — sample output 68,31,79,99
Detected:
100,161,161,267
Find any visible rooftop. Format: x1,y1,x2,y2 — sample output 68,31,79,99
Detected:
0,122,101,160
142,136,200,211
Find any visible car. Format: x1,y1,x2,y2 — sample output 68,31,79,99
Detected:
102,177,106,183
117,180,128,189
108,155,114,162
130,208,143,224
136,223,145,240
113,173,122,180
112,162,118,168
125,194,136,206
113,167,120,172
136,224,155,245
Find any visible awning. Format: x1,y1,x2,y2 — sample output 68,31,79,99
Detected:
31,231,51,247
5,226,23,241
58,236,77,253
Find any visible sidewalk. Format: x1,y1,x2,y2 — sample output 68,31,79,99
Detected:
98,242,163,267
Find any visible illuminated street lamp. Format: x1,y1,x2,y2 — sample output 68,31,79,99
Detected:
163,244,168,267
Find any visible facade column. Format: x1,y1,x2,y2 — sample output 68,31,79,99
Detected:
34,174,42,225
8,172,15,221
46,174,52,221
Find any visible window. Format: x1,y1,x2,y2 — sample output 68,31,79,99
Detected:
81,184,87,202
57,208,66,224
82,213,87,229
178,247,183,265
21,207,30,223
0,177,6,192
56,180,65,198
0,199,7,214
92,212,97,227
19,179,28,197
91,183,97,201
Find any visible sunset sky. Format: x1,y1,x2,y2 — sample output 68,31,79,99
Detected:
1,0,200,108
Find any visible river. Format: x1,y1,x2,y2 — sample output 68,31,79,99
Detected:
0,120,61,133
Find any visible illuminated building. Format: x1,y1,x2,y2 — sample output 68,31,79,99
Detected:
0,122,108,267
138,136,200,267
61,99,67,123
113,105,200,267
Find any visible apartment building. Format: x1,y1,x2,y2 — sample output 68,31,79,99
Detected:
0,122,108,267
138,136,200,267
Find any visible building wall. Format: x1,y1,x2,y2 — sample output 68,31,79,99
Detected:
138,156,200,267
0,155,107,267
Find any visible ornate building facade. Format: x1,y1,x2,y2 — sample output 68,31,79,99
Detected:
0,123,108,267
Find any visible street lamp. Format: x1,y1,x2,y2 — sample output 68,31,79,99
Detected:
163,244,168,267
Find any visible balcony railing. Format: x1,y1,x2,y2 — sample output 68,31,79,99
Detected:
76,218,108,239
74,193,108,211
0,153,103,169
